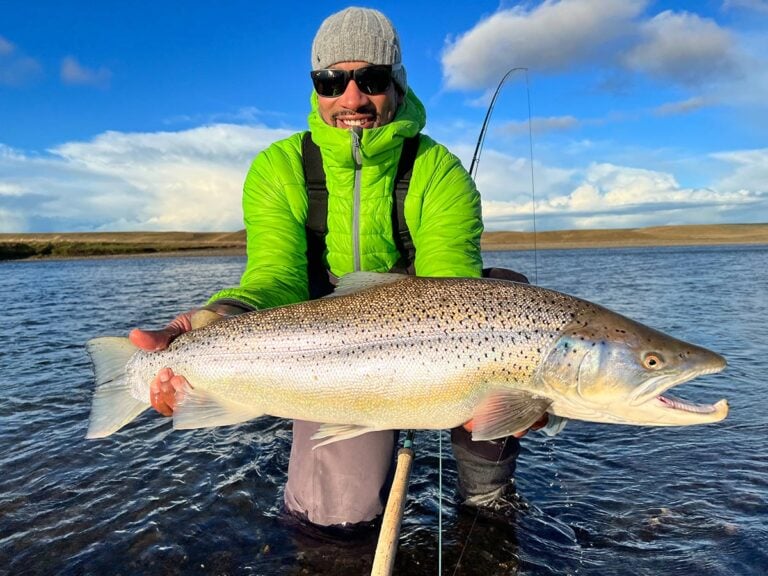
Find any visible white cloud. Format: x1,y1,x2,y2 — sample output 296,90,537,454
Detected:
723,0,768,13
0,35,43,87
500,115,581,136
60,56,111,88
2,125,766,234
0,124,293,232
475,147,767,231
623,11,739,85
162,106,278,127
710,148,768,193
652,96,710,116
0,182,24,196
441,1,748,92
442,0,645,90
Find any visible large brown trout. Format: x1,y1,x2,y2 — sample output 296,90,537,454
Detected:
86,273,728,442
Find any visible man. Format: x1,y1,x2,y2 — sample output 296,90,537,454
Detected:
131,7,537,528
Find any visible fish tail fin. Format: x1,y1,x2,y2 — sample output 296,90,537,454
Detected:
86,337,149,439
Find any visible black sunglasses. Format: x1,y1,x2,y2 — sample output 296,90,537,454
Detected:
310,65,393,98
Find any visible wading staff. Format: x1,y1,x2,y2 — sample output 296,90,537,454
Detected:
370,430,415,576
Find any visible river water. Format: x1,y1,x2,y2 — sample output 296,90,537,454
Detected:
1,245,765,575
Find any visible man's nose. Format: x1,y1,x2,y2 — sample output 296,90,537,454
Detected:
336,79,370,109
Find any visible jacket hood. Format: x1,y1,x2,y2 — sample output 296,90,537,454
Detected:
307,88,426,166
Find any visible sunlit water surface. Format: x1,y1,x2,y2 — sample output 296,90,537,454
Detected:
1,245,765,575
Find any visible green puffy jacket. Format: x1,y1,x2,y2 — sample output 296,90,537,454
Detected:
208,88,483,310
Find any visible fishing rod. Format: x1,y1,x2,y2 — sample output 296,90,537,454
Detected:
371,430,415,576
470,66,539,284
370,67,539,576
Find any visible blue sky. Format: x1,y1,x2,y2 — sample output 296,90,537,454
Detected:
1,0,767,232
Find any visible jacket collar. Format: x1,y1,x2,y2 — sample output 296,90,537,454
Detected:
306,88,426,167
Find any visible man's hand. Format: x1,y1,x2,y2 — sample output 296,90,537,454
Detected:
462,413,550,438
128,309,225,416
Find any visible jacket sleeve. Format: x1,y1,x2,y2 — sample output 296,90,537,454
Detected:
409,140,484,278
207,136,310,309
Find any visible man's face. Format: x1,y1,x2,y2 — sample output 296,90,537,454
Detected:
316,61,402,130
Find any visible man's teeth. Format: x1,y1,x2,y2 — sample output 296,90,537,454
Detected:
341,119,368,126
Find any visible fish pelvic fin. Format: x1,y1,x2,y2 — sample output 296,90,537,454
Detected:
310,423,378,449
471,389,552,441
86,337,148,439
173,384,264,431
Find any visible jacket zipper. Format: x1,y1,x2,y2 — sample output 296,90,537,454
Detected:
351,127,363,272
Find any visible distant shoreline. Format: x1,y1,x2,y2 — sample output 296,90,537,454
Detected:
1,223,766,261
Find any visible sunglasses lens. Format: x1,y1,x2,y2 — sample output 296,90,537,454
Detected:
311,66,393,97
311,69,349,97
354,66,392,95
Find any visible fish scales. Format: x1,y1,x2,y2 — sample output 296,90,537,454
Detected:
127,278,571,426
86,273,728,440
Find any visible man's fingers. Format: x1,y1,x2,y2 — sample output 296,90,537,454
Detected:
130,312,200,418
148,367,179,415
463,413,551,437
129,327,177,352
169,374,190,392
530,414,549,430
129,312,195,352
511,414,550,438
169,375,190,405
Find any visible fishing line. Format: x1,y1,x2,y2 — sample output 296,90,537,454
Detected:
449,67,539,574
438,428,443,576
524,69,539,285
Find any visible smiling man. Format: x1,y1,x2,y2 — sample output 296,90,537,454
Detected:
131,7,536,529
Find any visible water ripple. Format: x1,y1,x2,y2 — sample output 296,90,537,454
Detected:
1,247,766,574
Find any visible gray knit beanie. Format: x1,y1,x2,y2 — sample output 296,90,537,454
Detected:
311,7,408,94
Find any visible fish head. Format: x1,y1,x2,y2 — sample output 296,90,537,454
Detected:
537,304,728,426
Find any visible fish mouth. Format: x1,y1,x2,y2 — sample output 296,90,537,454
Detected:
655,394,728,415
629,356,727,418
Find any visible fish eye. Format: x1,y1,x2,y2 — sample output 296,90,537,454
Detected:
643,352,665,370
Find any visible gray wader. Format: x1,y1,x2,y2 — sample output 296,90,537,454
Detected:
283,267,529,527
283,422,520,527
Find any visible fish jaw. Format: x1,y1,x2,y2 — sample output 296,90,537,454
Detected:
632,396,729,426
619,350,728,425
537,304,729,427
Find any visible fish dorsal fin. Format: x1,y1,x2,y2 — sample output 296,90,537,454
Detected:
330,272,409,298
470,389,552,441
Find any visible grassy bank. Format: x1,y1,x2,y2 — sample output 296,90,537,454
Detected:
481,223,768,251
0,231,247,261
1,224,766,261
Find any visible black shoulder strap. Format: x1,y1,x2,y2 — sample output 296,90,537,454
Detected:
301,132,420,295
391,135,419,273
302,132,328,236
301,131,333,298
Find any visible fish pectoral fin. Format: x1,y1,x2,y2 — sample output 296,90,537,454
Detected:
173,385,263,430
310,423,378,449
470,389,552,441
